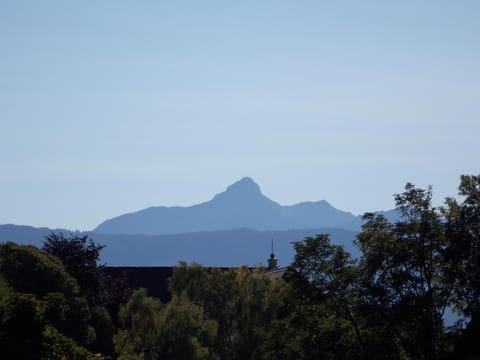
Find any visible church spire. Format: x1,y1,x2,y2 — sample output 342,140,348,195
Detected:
267,239,278,270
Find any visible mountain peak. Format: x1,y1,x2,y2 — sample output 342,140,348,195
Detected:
93,176,370,235
224,177,261,196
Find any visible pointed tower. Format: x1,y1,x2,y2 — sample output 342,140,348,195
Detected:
267,239,278,270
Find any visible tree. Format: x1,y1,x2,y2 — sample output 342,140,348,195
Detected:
114,288,217,360
0,242,96,359
443,175,480,359
42,232,129,356
114,288,162,360
271,234,364,360
42,233,104,302
168,262,286,359
168,263,241,359
443,175,480,316
0,241,78,297
156,295,217,360
41,325,96,360
356,183,454,359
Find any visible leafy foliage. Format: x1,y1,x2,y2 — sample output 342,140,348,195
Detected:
0,242,96,359
356,184,453,359
113,288,217,359
0,242,78,297
168,263,286,359
42,233,129,311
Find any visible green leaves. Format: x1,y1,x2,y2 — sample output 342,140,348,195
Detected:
41,325,96,360
0,242,79,297
168,263,287,360
114,288,217,360
292,234,356,298
356,183,452,359
0,241,106,359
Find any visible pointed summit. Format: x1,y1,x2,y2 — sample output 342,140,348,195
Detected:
224,177,261,196
212,177,264,203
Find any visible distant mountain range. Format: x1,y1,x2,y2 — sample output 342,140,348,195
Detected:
0,177,400,266
94,177,398,235
0,224,359,267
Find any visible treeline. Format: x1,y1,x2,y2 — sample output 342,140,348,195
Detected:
1,175,479,359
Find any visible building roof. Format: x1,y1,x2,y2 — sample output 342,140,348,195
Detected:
105,264,290,302
264,266,289,279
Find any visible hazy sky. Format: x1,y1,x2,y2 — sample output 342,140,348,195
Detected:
1,0,479,231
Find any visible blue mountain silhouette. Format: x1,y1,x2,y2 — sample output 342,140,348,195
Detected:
94,177,373,235
0,178,400,266
0,224,359,267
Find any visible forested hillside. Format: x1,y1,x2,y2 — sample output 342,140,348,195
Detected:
1,175,479,359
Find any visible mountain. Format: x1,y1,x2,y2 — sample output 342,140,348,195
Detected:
0,224,359,267
0,178,399,266
94,177,367,235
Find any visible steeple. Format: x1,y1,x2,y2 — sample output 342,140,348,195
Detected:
267,239,278,270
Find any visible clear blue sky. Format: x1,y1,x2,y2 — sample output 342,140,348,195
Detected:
1,0,479,230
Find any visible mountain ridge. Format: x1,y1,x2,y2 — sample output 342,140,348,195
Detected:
0,223,359,266
94,177,378,235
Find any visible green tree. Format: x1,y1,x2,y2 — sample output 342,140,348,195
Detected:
443,175,480,359
168,263,240,358
0,242,97,359
114,288,217,360
43,233,129,309
41,325,97,360
0,291,44,358
42,233,104,293
43,233,129,356
168,262,286,359
443,175,480,317
268,234,364,360
157,295,217,360
114,288,162,359
0,241,78,297
356,183,454,359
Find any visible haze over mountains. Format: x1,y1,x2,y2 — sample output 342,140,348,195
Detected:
95,177,393,235
0,224,360,267
1,177,399,266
